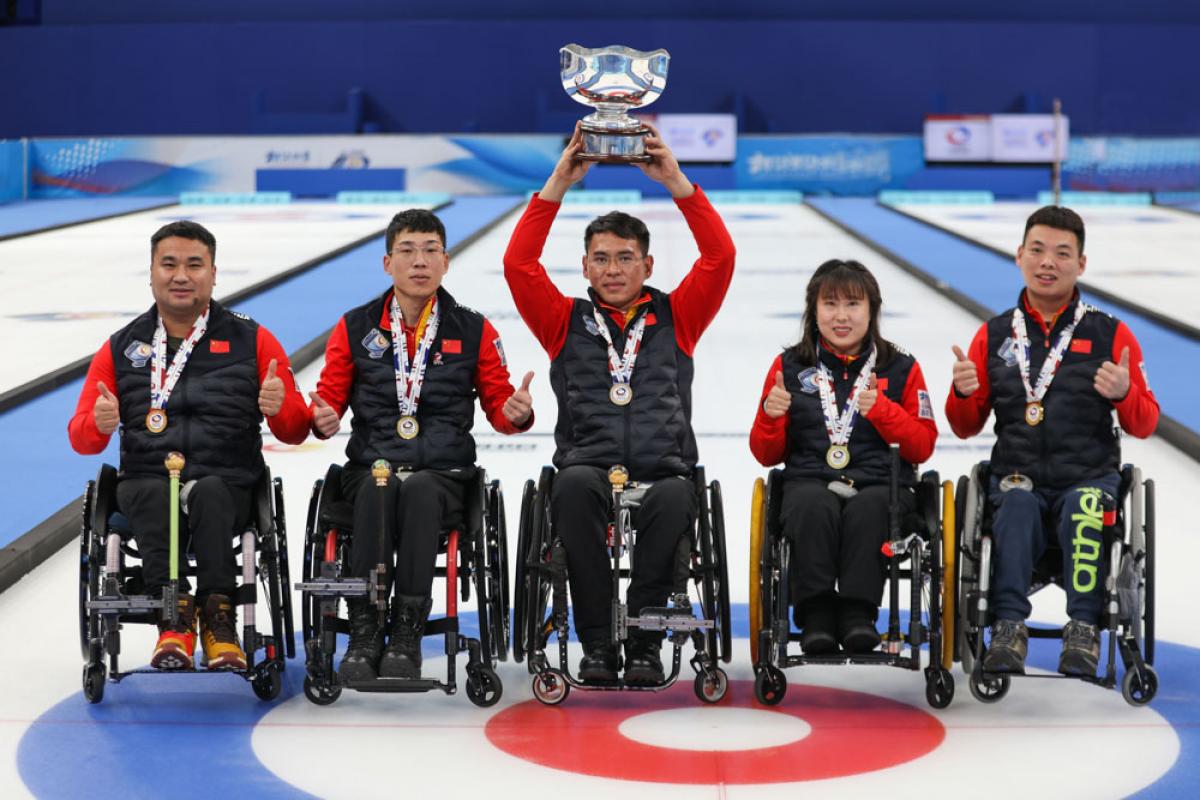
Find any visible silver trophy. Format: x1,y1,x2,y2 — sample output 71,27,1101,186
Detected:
560,43,670,163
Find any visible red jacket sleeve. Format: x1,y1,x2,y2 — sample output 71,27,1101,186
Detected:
668,187,737,356
865,360,938,464
476,318,533,434
945,324,992,439
256,326,309,445
1110,322,1159,439
311,318,354,438
68,342,118,455
502,194,575,359
749,355,789,467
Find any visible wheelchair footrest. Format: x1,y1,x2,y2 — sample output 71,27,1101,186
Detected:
628,607,714,633
88,595,164,612
342,678,446,693
294,579,369,596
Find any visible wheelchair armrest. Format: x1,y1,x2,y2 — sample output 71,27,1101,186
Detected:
92,463,120,537
253,467,275,539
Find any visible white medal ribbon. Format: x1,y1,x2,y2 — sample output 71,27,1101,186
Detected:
815,345,877,449
1011,301,1087,405
390,295,440,419
150,307,210,411
591,305,647,391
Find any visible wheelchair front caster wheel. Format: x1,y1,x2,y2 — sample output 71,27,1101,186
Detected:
531,669,569,705
694,668,728,704
1121,664,1158,706
82,663,106,704
924,668,955,709
754,666,786,706
466,667,503,708
968,665,1010,703
252,663,283,701
303,675,341,705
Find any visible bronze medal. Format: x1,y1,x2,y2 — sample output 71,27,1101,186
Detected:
1025,401,1044,427
826,444,851,470
397,415,420,440
146,409,168,434
609,384,633,406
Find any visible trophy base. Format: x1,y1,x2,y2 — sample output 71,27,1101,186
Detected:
577,124,652,163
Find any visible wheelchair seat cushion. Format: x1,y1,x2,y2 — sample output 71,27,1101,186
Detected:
319,500,356,532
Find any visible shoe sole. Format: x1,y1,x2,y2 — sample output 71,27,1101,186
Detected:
623,668,665,685
151,652,192,670
379,658,421,680
1058,656,1098,678
339,662,380,682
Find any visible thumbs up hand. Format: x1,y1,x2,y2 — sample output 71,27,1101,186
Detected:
858,373,880,416
258,358,285,417
951,345,979,397
503,371,535,427
94,381,120,435
309,391,341,437
763,370,792,419
1095,347,1132,401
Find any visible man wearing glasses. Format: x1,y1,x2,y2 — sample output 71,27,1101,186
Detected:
502,123,736,684
308,208,535,681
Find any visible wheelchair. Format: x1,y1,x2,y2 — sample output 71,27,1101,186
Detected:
512,464,732,705
296,461,509,707
954,460,1157,706
78,461,295,704
748,446,956,709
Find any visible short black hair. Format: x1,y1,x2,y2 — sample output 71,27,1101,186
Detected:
1023,205,1085,254
151,220,216,261
386,208,446,252
584,211,650,256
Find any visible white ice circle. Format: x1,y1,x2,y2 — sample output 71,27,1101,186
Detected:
618,707,811,751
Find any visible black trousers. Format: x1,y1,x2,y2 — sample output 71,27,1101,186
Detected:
781,478,915,608
551,465,697,644
116,475,252,599
341,464,466,598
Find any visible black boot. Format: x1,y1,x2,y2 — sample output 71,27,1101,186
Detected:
838,598,881,654
338,599,384,682
579,639,619,683
799,594,838,654
380,594,432,679
624,635,665,685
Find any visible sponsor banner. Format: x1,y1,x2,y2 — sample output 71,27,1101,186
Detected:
924,115,992,162
1065,137,1200,193
0,140,23,202
641,113,737,162
735,135,923,195
991,114,1068,163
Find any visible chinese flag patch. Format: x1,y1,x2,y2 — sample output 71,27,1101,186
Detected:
876,377,889,392
209,340,230,353
1070,339,1092,354
442,339,462,354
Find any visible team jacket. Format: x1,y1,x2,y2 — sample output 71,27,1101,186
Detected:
945,290,1159,489
503,186,736,479
750,344,938,486
68,301,309,487
312,287,529,470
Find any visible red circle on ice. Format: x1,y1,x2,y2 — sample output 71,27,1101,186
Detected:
485,681,944,784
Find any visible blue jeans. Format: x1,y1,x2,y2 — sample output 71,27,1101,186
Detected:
987,472,1119,625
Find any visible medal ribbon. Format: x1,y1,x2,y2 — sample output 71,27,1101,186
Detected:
815,345,877,448
390,295,440,418
150,307,210,411
591,305,647,389
1011,301,1087,405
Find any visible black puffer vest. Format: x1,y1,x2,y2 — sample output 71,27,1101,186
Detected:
110,301,263,487
549,287,695,479
985,294,1120,489
781,344,919,487
342,287,482,470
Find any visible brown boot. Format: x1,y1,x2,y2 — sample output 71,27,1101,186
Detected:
199,594,247,671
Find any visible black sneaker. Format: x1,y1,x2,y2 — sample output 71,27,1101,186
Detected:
981,619,1028,674
838,600,881,654
799,595,837,655
1058,619,1100,677
578,639,619,683
623,638,665,685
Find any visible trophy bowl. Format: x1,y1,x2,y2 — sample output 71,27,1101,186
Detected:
560,43,670,163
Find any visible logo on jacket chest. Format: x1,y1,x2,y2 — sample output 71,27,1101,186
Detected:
124,340,152,368
796,367,819,394
361,328,390,359
996,336,1019,368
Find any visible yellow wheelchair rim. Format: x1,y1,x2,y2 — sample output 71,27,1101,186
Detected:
749,477,766,665
941,479,956,670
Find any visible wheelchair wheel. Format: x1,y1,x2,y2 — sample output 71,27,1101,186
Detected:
748,477,767,666
754,665,787,706
512,479,536,664
300,476,324,647
1121,663,1158,706
968,664,1010,703
955,472,978,676
79,480,99,661
531,669,570,706
82,662,106,704
694,668,729,704
466,666,503,708
273,476,296,661
485,479,511,663
252,662,283,701
940,479,957,671
698,474,732,664
303,676,342,706
1144,478,1156,666
925,668,955,709
519,468,554,671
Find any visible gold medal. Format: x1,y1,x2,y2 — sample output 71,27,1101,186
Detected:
146,409,168,434
397,415,420,440
609,384,633,406
826,444,851,470
1025,401,1044,427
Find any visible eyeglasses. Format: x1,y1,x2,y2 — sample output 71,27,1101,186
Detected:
390,245,446,259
